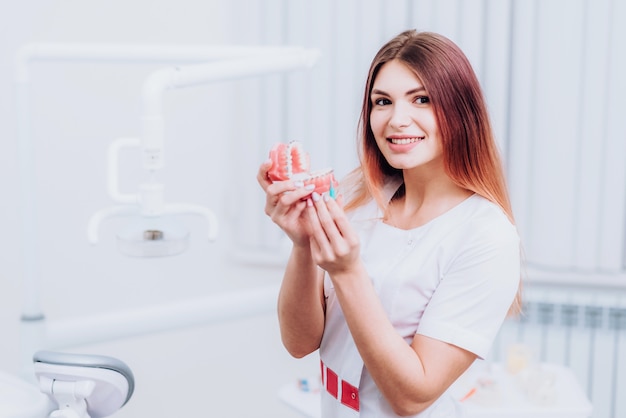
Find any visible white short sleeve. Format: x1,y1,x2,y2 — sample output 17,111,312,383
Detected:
416,207,520,359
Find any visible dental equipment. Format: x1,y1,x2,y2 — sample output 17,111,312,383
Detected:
14,41,318,314
15,41,319,325
0,370,53,418
87,51,320,257
4,283,280,418
34,351,134,418
9,43,319,418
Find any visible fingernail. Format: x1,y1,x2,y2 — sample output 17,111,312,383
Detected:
306,198,313,207
304,184,316,191
323,193,330,202
312,192,320,202
294,181,304,188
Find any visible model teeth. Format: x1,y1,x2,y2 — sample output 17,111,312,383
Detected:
390,137,423,145
285,141,307,177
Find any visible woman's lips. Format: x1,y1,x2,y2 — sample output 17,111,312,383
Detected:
388,136,425,144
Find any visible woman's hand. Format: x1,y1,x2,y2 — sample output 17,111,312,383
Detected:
306,192,361,276
257,159,316,248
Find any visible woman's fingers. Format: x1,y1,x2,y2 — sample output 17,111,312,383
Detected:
335,193,344,208
258,159,317,247
325,195,358,246
306,195,333,260
311,193,343,243
307,192,358,268
269,181,315,209
264,179,316,240
256,159,273,191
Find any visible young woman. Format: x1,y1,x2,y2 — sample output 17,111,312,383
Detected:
257,30,521,417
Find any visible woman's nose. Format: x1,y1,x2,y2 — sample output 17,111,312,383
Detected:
389,103,411,128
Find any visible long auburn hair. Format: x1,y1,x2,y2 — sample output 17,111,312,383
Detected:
343,30,522,314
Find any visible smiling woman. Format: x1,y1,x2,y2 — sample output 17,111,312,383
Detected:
258,30,521,418
369,60,441,174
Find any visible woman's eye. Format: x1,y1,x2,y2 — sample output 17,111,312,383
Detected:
415,96,430,104
373,98,391,106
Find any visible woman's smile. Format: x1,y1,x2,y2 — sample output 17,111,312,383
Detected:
370,59,442,171
388,136,424,145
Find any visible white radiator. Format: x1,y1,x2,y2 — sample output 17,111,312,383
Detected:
492,284,626,418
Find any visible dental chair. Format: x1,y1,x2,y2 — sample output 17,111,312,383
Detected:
33,351,134,418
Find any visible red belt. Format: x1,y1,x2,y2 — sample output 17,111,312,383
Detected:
321,360,360,411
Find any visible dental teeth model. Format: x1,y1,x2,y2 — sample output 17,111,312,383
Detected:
268,141,338,198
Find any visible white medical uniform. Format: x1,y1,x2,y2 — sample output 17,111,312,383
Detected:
319,181,520,418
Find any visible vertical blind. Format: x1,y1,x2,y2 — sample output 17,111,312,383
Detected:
221,0,626,284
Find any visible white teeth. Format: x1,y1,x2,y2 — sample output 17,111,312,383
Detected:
390,137,423,145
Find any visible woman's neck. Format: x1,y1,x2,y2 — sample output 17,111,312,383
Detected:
383,169,472,230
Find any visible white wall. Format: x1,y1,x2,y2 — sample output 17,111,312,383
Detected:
507,0,626,283
1,1,319,417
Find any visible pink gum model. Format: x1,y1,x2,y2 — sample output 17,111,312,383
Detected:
268,141,338,197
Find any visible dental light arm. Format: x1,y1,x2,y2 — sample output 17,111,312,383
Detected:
34,350,134,418
87,136,220,249
106,137,140,204
87,49,319,255
15,43,312,83
140,50,319,170
163,203,219,241
87,206,139,244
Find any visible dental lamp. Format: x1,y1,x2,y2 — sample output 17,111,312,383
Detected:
34,350,134,418
86,51,319,257
15,43,320,259
15,43,320,321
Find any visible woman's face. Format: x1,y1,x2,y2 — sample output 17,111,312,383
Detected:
369,60,443,173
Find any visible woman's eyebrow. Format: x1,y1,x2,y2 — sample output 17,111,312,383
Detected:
406,86,426,95
371,86,426,96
